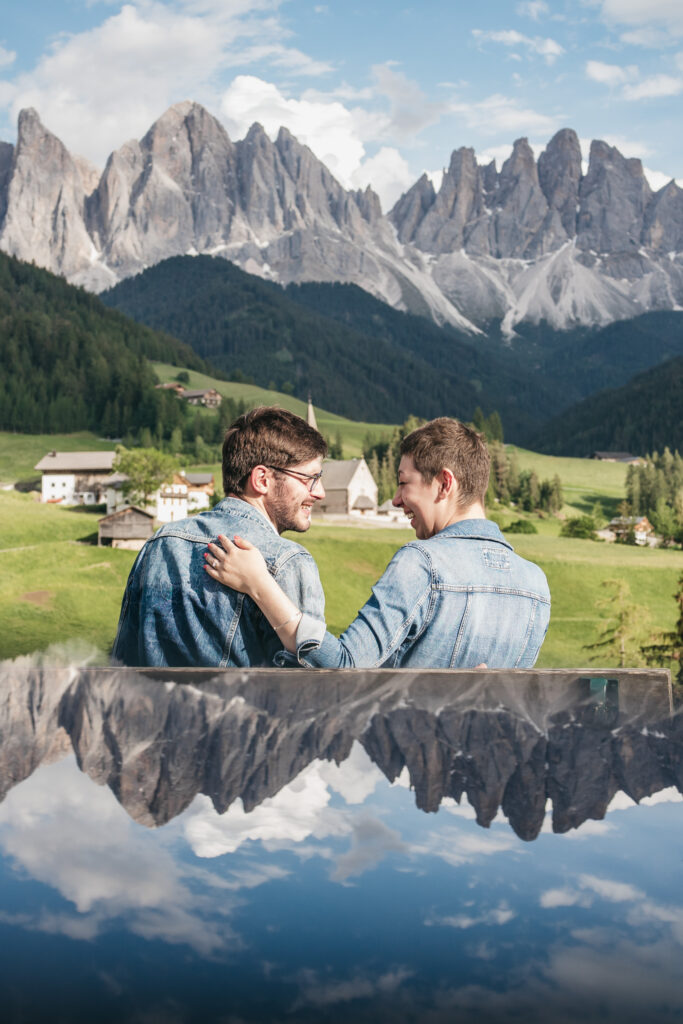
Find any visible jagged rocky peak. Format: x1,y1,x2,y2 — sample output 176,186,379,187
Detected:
140,100,235,189
421,146,485,253
0,107,95,279
537,128,582,237
490,137,551,258
643,179,683,252
274,124,358,230
578,139,652,253
389,173,436,243
498,137,539,192
481,159,498,202
354,184,383,223
0,140,14,224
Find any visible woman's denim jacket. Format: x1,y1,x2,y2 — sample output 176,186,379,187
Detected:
291,519,550,670
112,498,325,667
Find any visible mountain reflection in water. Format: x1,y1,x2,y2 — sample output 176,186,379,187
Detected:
0,663,678,839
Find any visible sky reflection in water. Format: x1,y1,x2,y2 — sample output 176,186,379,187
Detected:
0,664,681,1023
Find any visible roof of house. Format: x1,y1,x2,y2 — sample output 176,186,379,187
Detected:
607,516,651,528
98,506,155,524
181,388,219,399
184,473,214,485
593,451,639,461
35,451,116,472
322,458,367,489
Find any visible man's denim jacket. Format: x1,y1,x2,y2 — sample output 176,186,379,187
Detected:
292,519,550,669
112,498,324,667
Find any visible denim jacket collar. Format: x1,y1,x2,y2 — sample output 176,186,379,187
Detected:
436,517,513,550
217,497,278,533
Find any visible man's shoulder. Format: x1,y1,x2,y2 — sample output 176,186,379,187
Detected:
152,499,312,561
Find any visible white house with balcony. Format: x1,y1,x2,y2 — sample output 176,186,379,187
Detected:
34,451,116,505
105,470,215,522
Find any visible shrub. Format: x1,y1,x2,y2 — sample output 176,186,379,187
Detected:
503,519,538,534
560,515,597,540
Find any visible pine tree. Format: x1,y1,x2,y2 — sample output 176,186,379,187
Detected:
584,579,649,667
641,572,683,681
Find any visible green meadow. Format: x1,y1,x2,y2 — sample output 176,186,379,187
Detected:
0,488,680,669
511,446,628,519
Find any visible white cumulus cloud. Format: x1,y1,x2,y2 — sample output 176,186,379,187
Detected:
0,0,328,166
426,902,516,929
599,0,683,37
623,73,683,99
220,75,368,186
0,45,16,69
472,28,564,64
585,60,639,86
540,887,589,908
452,94,561,138
351,147,416,210
579,874,644,902
516,1,550,20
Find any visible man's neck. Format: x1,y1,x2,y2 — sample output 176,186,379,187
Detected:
228,493,279,533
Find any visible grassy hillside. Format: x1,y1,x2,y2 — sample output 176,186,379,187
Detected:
151,362,396,456
511,446,628,518
0,490,679,673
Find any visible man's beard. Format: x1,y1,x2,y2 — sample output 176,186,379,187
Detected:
267,477,311,534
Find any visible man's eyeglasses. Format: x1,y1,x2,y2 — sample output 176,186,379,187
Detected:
266,466,324,492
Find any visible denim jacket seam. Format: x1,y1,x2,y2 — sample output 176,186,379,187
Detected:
435,583,549,602
514,597,537,668
450,592,472,665
271,546,312,576
388,582,432,651
220,592,245,666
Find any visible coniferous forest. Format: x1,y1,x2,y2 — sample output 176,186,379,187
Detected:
0,253,211,437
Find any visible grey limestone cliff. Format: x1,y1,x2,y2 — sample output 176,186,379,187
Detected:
2,105,683,333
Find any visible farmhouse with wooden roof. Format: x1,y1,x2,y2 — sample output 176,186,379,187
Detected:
97,507,155,550
180,387,222,408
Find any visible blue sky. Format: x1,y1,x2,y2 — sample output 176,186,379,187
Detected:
1,0,682,210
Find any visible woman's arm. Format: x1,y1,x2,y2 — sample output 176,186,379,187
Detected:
204,535,302,651
206,535,434,668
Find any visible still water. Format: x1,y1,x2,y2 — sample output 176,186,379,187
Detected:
0,663,680,1023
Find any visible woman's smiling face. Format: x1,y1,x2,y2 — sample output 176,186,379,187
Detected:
392,454,443,540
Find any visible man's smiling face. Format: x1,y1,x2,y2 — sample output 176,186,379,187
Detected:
265,457,325,533
392,454,442,540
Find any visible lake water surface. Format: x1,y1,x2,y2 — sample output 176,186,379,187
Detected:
0,664,680,1023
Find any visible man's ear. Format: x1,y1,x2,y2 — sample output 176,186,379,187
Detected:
438,468,457,499
248,464,270,496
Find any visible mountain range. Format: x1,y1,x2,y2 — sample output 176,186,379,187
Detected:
2,102,683,335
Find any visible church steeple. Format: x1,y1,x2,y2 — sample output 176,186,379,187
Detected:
307,393,318,431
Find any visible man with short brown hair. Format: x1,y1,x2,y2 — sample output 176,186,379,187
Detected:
112,407,327,667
